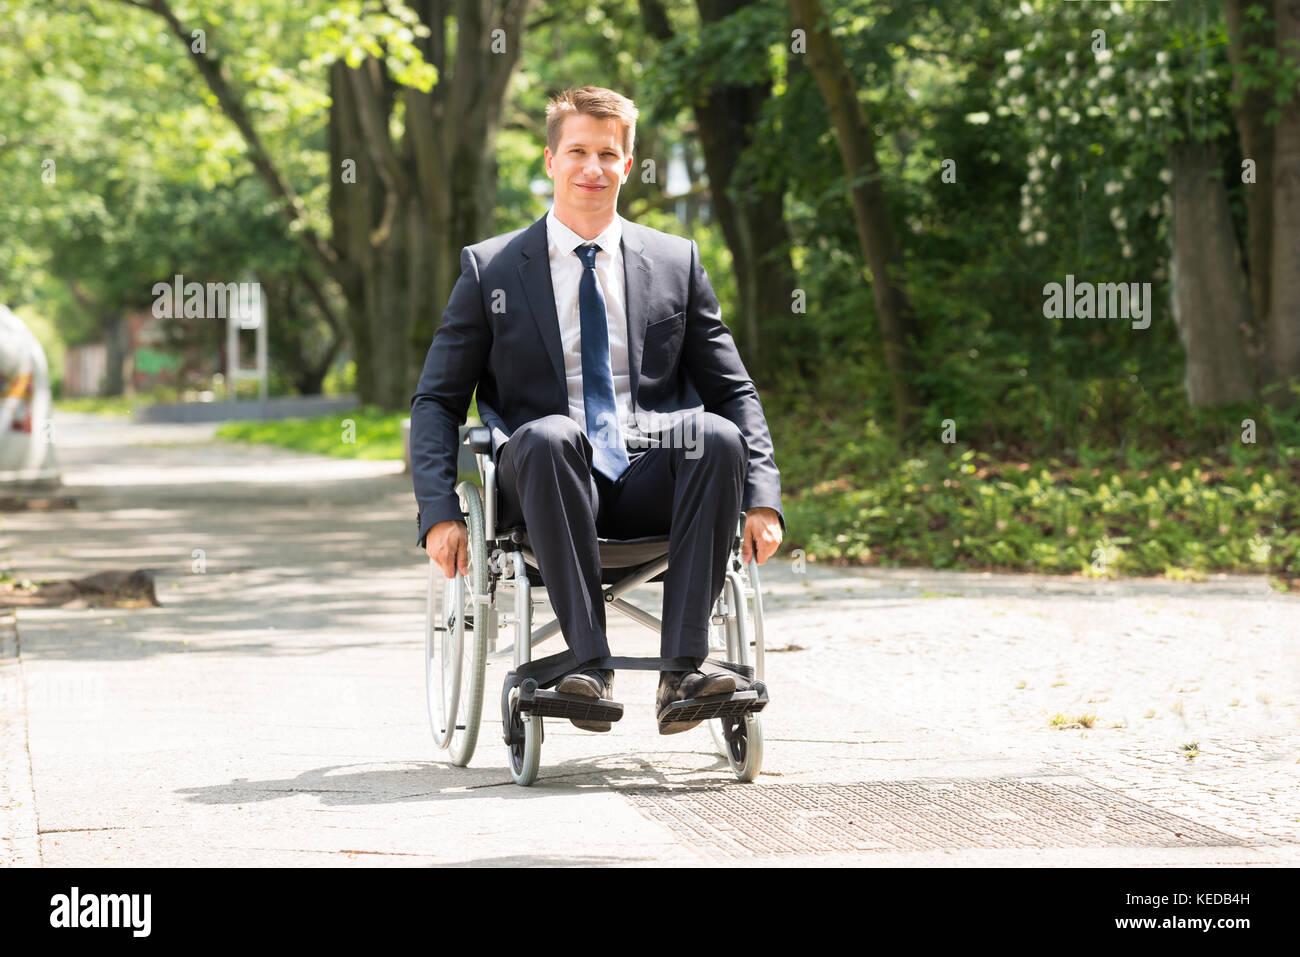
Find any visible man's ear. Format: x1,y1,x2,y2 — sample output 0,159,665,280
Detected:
621,153,634,183
544,146,554,179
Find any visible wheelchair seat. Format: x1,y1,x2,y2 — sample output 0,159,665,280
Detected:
496,524,671,586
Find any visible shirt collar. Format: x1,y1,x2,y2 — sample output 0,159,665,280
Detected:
546,206,622,261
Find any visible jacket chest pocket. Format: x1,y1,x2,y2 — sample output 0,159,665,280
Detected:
640,311,685,382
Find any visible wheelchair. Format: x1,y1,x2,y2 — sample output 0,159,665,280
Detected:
424,425,770,787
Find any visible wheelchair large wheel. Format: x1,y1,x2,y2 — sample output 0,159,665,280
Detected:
424,481,489,766
506,685,542,786
709,570,764,782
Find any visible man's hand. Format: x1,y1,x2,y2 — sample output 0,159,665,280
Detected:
741,507,783,565
426,520,469,579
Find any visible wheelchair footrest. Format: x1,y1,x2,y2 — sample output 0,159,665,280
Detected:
520,687,625,724
657,685,768,733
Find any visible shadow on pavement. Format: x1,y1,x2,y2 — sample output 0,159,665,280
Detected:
177,753,741,808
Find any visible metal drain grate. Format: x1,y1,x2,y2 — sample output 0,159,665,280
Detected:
622,778,1243,857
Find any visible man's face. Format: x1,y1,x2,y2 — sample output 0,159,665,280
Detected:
544,113,634,220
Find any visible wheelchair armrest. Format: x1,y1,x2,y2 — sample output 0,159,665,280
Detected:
465,425,492,455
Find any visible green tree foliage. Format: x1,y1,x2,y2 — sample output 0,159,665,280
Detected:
2,0,1297,578
0,0,340,394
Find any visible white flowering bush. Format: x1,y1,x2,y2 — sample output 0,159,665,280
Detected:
989,1,1232,270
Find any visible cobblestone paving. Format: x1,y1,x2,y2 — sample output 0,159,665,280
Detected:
1039,738,1298,852
751,565,1299,859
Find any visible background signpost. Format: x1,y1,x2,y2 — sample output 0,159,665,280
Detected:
225,282,267,405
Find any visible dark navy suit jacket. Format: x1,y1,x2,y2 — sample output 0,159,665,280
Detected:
410,212,784,549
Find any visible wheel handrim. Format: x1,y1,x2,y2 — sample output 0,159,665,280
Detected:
427,569,467,750
448,576,479,754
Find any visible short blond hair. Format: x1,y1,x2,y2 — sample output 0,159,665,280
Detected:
545,86,638,157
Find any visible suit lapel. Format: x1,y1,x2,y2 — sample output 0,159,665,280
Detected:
620,216,652,405
517,213,566,387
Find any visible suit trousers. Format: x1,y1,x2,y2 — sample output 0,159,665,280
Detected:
495,411,747,667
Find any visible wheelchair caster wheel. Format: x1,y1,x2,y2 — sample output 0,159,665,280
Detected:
714,713,763,782
507,688,542,787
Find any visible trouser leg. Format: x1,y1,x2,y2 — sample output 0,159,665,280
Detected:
496,415,608,664
602,412,747,661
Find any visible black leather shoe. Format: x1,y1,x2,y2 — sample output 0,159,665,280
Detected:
555,668,615,732
656,669,736,735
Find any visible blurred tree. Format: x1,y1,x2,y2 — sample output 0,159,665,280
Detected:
639,0,797,383
788,0,921,431
1267,0,1300,402
1225,0,1275,366
105,0,529,409
2,0,1296,450
326,0,531,408
990,0,1300,408
0,2,342,396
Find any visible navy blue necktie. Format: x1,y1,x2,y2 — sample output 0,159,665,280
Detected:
575,243,630,481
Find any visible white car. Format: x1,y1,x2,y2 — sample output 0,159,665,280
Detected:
0,303,59,482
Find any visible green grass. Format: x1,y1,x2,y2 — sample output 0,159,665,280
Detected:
215,398,481,463
53,396,137,416
215,406,410,460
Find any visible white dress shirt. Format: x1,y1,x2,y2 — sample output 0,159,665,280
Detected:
545,206,652,447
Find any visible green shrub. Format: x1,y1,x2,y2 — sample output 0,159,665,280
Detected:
780,446,1298,578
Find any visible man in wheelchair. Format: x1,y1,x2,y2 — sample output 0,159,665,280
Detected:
411,86,784,737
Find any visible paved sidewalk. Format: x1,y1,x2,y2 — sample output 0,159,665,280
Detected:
1,413,1296,866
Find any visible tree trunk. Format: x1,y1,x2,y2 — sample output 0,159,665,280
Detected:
1267,0,1300,403
328,58,418,410
410,0,528,405
692,58,781,379
1225,0,1276,380
322,1,530,409
101,311,129,398
637,0,797,384
1169,142,1257,404
788,0,920,430
682,136,703,227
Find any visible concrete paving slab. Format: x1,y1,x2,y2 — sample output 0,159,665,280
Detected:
1,411,1296,866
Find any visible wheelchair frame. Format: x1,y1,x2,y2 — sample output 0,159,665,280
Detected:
425,426,769,786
